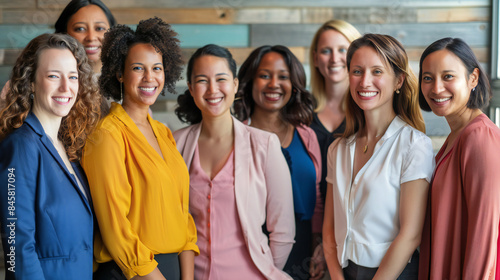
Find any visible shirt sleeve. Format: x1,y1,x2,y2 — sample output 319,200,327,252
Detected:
460,124,500,279
400,132,435,184
0,136,45,279
265,133,295,269
81,128,157,279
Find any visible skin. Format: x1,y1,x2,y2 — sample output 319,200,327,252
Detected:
421,49,480,155
31,47,81,181
323,46,429,279
249,51,294,148
66,4,110,73
314,29,351,134
188,55,238,179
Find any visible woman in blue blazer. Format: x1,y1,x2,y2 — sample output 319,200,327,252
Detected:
0,33,101,279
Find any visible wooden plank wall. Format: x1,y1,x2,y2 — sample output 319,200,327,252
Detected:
0,0,491,135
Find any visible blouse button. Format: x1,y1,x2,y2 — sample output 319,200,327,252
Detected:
208,222,211,227
208,208,211,213
208,194,211,199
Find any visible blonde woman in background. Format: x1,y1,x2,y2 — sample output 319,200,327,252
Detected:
308,20,361,279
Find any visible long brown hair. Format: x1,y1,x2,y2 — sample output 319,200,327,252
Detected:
0,33,101,161
344,33,425,138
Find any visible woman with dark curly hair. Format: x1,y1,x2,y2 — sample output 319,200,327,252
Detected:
0,33,101,279
234,45,322,279
174,44,295,280
81,17,198,280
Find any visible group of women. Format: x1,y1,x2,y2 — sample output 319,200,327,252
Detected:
0,0,499,280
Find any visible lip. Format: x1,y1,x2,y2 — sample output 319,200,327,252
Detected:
357,91,378,100
52,96,72,105
431,97,451,106
263,92,282,101
206,97,223,105
138,86,157,96
85,46,100,55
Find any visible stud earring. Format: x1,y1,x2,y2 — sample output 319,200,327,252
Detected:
472,87,476,92
396,89,400,94
30,93,34,99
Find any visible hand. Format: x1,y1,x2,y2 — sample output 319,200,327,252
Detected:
131,267,166,280
310,243,326,280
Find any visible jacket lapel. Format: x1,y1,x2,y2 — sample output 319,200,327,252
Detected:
233,117,250,232
25,113,92,213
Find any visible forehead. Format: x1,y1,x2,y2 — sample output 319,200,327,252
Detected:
68,4,108,24
258,51,288,70
422,49,466,70
37,48,77,71
351,46,386,65
317,29,350,46
125,43,163,63
193,55,231,73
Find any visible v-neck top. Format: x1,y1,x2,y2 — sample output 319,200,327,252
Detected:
189,146,264,279
81,103,198,279
326,116,435,268
419,113,500,280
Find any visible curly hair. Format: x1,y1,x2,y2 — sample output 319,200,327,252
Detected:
344,33,425,137
175,44,237,125
99,17,183,101
234,45,315,127
0,33,101,161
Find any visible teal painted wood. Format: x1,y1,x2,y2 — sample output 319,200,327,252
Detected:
0,65,13,86
250,22,489,48
0,24,249,49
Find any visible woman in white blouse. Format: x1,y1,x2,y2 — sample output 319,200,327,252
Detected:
323,33,435,280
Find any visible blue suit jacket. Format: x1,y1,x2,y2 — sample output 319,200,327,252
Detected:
0,113,93,280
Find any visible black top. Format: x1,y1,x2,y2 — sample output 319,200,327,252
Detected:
309,113,346,203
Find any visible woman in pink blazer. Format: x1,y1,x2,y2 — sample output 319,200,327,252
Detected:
173,44,295,280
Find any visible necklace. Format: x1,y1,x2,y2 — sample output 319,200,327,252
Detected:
363,133,383,154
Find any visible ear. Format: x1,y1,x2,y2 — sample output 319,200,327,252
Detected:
233,77,239,94
468,67,479,89
116,72,123,83
396,73,405,91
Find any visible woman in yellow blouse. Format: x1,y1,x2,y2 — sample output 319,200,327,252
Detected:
81,18,198,280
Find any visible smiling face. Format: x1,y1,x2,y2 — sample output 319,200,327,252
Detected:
349,46,402,114
121,43,165,109
251,51,292,115
420,49,478,119
32,48,79,122
314,29,350,84
188,55,238,119
66,4,109,64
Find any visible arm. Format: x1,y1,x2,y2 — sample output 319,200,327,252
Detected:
461,126,500,279
265,134,295,269
372,179,429,280
0,137,45,279
323,182,344,280
82,129,158,279
179,250,195,280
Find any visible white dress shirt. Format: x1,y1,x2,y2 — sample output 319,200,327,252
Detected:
326,116,435,268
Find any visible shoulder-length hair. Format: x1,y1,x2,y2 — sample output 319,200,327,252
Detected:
418,37,491,111
55,0,116,34
99,17,183,101
344,33,425,138
0,33,101,161
175,44,237,125
234,45,315,126
309,20,361,112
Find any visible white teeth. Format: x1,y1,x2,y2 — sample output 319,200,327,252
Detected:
207,97,223,104
264,93,280,98
434,97,451,103
85,47,98,51
139,87,155,92
54,97,69,102
329,66,344,71
359,91,377,97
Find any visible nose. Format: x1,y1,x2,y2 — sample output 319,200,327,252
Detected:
208,81,218,94
432,78,444,94
85,29,97,42
143,70,154,82
330,50,336,63
59,76,70,92
359,72,371,88
268,75,279,89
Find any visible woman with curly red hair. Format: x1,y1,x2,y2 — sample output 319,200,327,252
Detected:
0,33,101,279
81,17,198,280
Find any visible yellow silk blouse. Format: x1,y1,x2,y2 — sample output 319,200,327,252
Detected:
81,103,198,279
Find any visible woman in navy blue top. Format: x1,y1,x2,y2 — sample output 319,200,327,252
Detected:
0,33,100,280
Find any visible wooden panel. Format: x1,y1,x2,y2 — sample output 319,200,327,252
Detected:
0,65,12,87
113,8,234,24
301,8,334,24
37,0,490,9
2,8,60,24
0,49,22,65
250,22,489,48
333,7,417,24
0,0,35,9
174,24,249,48
0,24,53,48
235,8,300,24
417,7,489,23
